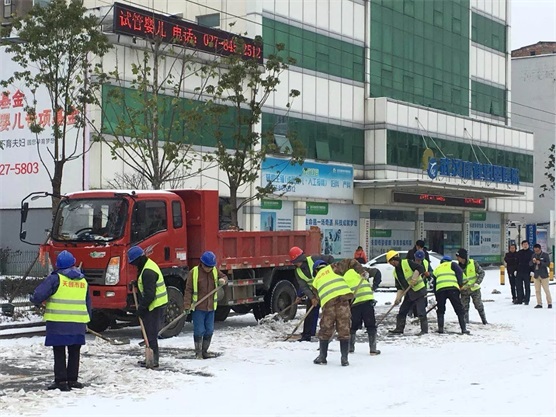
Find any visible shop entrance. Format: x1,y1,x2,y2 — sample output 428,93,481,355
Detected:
426,231,462,256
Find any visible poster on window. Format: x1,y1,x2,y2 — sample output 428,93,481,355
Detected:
468,212,502,263
305,202,359,258
259,199,294,231
0,47,85,209
368,229,415,259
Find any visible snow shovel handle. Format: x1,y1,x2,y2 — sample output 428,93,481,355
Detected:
158,284,223,337
284,304,316,341
376,285,411,327
86,327,130,345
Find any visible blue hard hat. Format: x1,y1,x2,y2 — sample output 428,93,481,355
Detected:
56,250,76,269
414,250,425,261
441,255,452,263
127,246,145,263
312,260,328,276
200,251,217,267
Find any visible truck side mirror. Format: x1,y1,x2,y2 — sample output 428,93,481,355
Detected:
21,202,29,223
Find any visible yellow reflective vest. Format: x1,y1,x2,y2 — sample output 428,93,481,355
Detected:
433,262,459,291
462,260,480,292
343,269,374,305
296,256,315,284
192,266,219,310
312,265,353,307
138,258,168,311
44,274,89,323
394,259,425,291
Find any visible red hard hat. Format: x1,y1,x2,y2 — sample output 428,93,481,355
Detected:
289,246,304,261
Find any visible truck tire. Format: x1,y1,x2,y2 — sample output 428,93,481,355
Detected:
214,306,231,322
269,280,298,321
160,286,186,338
88,310,112,332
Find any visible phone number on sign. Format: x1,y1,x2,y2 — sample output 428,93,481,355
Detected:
0,162,40,175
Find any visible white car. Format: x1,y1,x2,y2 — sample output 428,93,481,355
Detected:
363,251,443,289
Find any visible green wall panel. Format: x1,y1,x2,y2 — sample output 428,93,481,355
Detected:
370,0,470,116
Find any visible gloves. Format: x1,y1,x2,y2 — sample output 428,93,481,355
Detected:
185,311,192,322
128,281,138,291
394,290,404,305
135,305,147,318
409,278,417,286
218,278,227,285
311,297,319,307
361,271,370,280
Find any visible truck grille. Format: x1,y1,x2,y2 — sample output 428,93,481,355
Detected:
82,269,105,285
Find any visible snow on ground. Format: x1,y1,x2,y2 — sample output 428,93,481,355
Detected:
1,269,555,417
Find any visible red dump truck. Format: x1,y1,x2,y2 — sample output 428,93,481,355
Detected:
20,189,321,336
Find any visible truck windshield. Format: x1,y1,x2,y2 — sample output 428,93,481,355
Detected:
52,198,128,242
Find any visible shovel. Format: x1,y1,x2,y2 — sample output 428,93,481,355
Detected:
132,286,155,369
411,302,437,324
156,284,223,338
259,299,299,324
87,327,130,345
284,304,316,341
376,285,412,327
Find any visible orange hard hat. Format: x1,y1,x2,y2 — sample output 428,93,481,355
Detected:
289,246,304,262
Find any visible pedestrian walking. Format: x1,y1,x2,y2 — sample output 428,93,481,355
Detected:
516,240,533,305
530,244,552,309
312,258,367,366
30,250,91,391
128,246,168,368
504,244,519,303
289,246,334,341
407,240,431,263
386,250,428,335
184,251,228,359
431,256,469,334
455,248,487,324
345,267,381,355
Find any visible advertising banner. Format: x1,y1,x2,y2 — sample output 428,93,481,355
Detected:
259,199,294,231
368,229,415,259
0,48,84,209
306,202,359,258
261,157,354,200
468,212,502,263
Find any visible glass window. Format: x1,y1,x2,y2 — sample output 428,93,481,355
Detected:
172,201,183,228
471,12,506,52
131,201,167,243
196,13,220,28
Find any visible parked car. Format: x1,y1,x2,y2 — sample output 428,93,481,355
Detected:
363,251,443,289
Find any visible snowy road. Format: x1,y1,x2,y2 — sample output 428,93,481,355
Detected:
1,269,555,417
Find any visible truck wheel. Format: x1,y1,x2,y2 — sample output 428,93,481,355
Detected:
231,305,252,315
160,286,186,338
88,310,112,332
214,306,231,322
270,280,298,321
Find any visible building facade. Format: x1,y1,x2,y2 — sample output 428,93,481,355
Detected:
1,0,534,264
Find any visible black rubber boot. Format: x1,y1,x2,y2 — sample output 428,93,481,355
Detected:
417,317,428,335
368,328,381,355
479,310,488,325
47,381,70,392
349,332,356,353
313,340,329,365
458,315,470,335
153,348,160,368
202,335,213,359
68,381,84,389
194,336,203,359
388,315,406,334
437,314,445,334
340,340,350,366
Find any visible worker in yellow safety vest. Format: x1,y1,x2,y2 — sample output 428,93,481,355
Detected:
184,251,228,359
30,250,91,391
128,246,169,367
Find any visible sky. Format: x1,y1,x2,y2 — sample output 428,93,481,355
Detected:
512,0,556,50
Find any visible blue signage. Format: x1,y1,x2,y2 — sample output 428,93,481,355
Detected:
526,224,536,248
427,157,519,185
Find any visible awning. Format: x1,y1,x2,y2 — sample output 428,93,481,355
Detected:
353,178,525,198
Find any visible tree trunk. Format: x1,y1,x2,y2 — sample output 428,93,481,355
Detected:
229,185,239,228
51,160,63,222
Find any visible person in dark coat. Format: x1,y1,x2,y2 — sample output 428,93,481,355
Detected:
530,244,552,308
515,240,533,305
289,246,334,342
504,244,519,303
407,240,431,263
30,250,91,391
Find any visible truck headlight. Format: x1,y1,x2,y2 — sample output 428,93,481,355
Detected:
105,257,120,285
